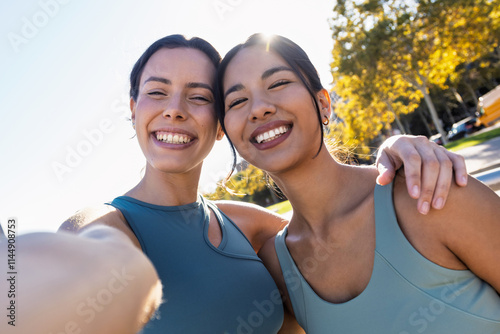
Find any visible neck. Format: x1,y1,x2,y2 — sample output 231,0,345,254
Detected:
125,163,202,206
270,147,352,232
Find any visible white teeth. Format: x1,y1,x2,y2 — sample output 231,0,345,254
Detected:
156,132,192,144
255,126,289,144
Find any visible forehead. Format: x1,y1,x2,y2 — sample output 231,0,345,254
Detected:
224,45,288,84
140,47,216,85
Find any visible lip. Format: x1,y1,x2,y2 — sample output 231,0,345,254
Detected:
250,120,292,150
151,127,197,149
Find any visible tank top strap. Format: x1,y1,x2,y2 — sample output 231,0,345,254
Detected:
201,195,221,223
274,226,309,330
206,198,264,260
199,196,230,250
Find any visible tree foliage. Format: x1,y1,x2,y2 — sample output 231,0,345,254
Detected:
204,163,282,207
330,0,500,151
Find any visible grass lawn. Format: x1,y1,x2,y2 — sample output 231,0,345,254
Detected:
266,200,292,214
445,127,500,151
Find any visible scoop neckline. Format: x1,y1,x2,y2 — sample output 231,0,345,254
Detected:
114,195,203,211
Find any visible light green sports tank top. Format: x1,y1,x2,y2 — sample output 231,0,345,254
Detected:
275,182,500,333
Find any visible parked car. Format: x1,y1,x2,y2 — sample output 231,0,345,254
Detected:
429,133,443,145
447,116,483,141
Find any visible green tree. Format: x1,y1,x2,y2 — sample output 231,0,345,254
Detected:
330,0,499,147
204,164,282,207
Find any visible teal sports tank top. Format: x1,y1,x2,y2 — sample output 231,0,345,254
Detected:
108,195,283,334
275,182,500,333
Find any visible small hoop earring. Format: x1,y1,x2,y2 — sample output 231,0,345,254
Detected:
322,116,329,126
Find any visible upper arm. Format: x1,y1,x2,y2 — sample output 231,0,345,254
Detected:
216,201,288,252
58,205,142,250
395,174,500,293
439,178,500,292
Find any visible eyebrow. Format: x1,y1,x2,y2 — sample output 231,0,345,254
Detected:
261,66,293,80
224,66,293,100
186,82,214,94
143,77,213,94
224,83,244,100
143,76,171,85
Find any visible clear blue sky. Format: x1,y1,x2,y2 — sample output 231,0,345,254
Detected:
0,0,336,234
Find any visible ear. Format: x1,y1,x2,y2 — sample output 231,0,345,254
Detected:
130,97,136,126
317,89,331,119
216,123,225,141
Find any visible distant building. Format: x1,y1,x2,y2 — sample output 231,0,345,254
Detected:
0,223,5,239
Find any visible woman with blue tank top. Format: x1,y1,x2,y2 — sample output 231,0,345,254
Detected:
57,34,470,334
217,33,500,333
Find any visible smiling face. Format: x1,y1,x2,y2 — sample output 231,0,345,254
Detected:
222,45,329,174
131,47,222,175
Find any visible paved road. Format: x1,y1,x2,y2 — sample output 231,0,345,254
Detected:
456,135,500,175
454,124,500,196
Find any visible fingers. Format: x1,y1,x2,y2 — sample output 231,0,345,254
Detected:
414,144,452,214
396,143,424,200
418,147,468,214
444,150,468,187
376,135,468,215
378,135,422,198
376,150,397,186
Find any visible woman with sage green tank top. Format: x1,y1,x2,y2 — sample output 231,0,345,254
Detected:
50,34,470,334
217,33,500,333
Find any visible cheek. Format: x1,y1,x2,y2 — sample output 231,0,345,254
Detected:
223,113,240,142
186,109,218,147
199,107,219,131
134,99,157,121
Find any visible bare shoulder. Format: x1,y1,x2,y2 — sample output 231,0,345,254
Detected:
258,235,281,273
215,200,288,252
345,164,379,188
215,200,283,220
394,171,500,230
58,204,141,250
59,204,122,232
393,171,500,290
392,172,461,268
441,175,500,217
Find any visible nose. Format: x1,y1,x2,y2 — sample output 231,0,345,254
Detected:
162,94,186,120
250,96,276,121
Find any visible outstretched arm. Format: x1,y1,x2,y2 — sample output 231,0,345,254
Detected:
0,225,161,334
376,135,468,215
